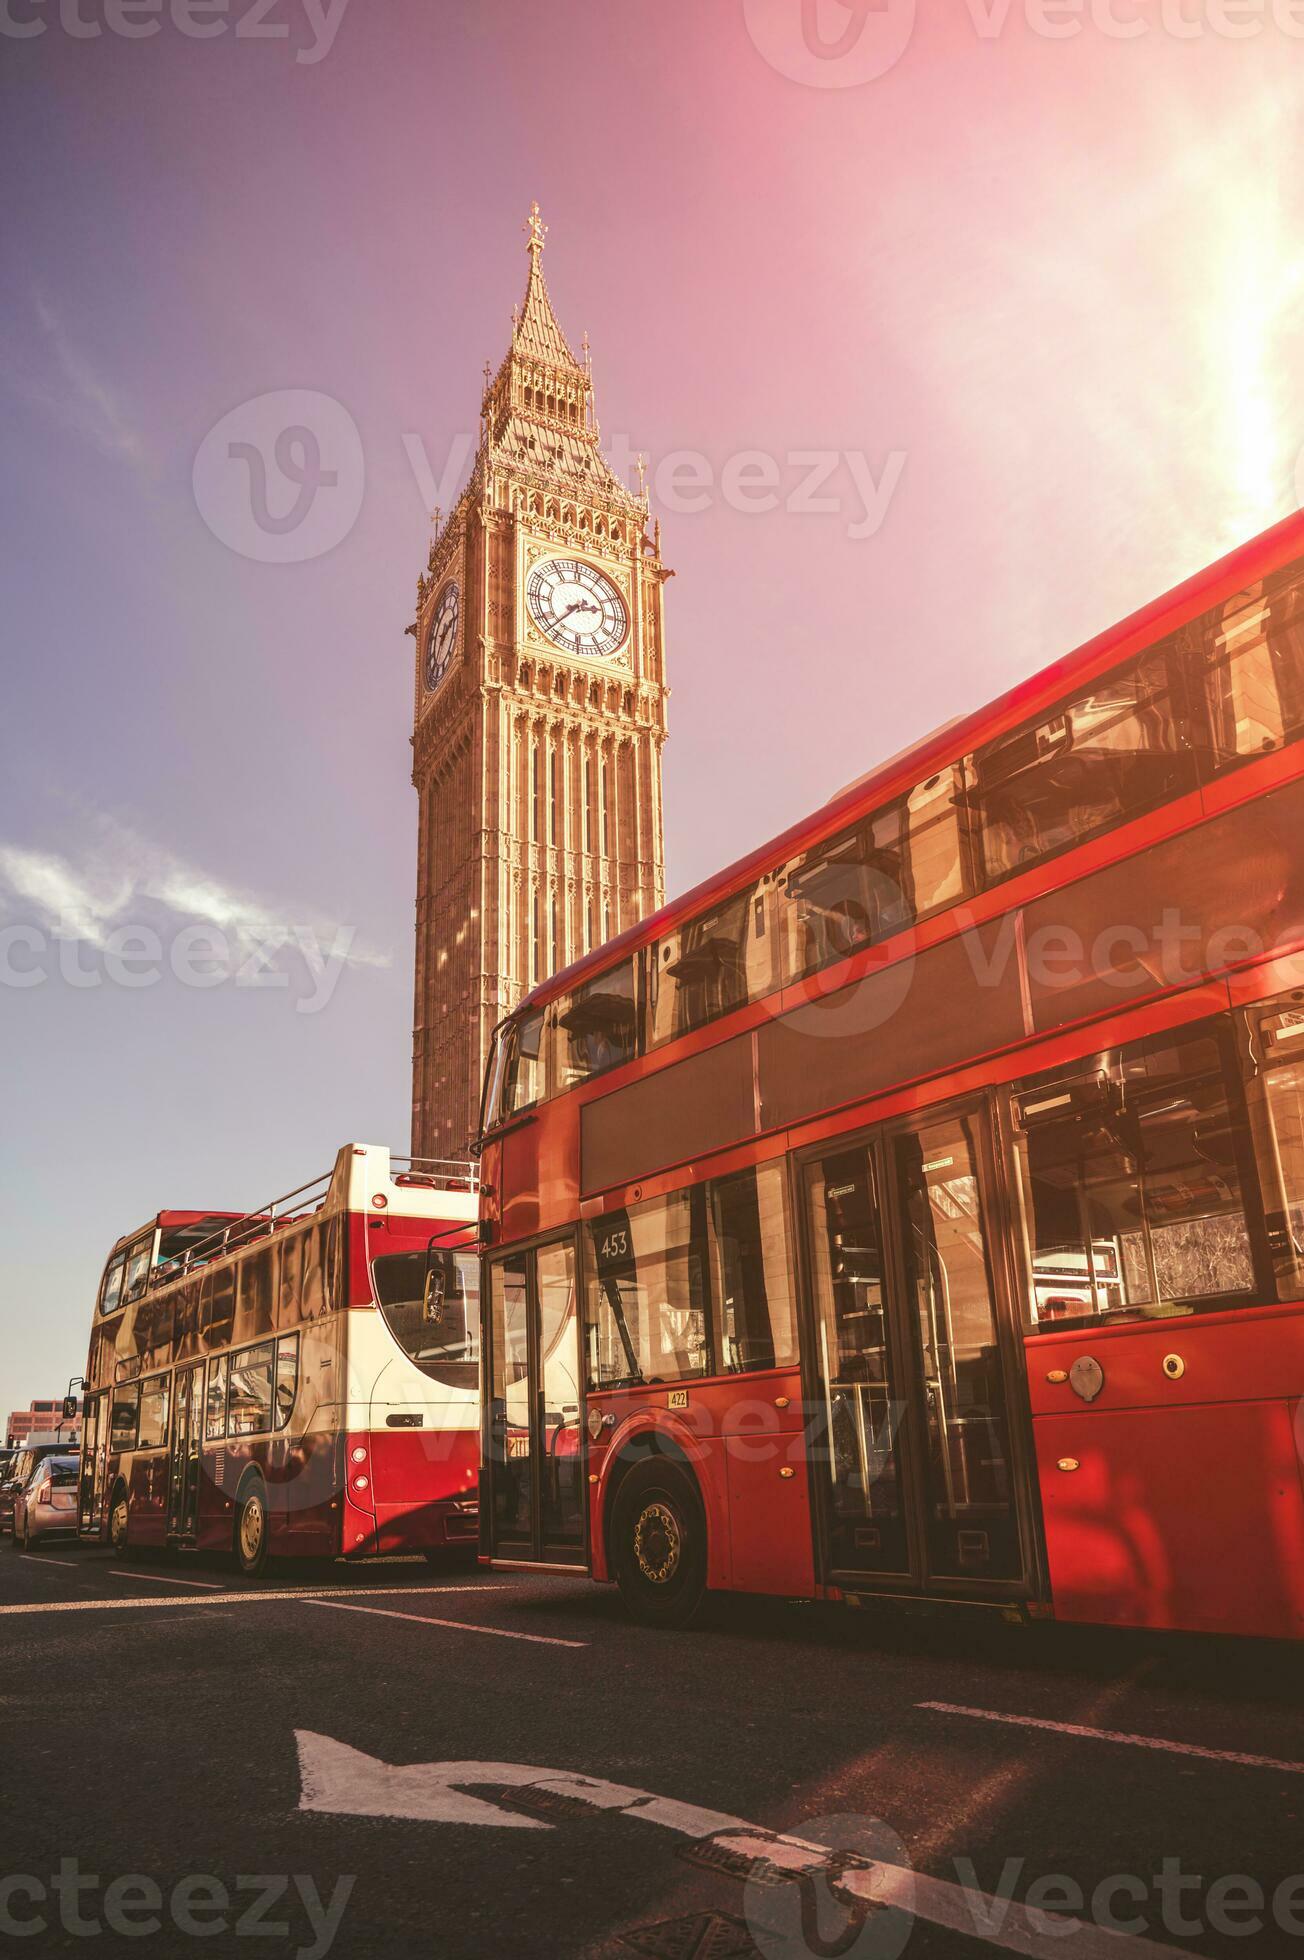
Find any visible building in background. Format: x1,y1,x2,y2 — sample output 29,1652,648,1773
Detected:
6,1398,80,1447
411,205,670,1158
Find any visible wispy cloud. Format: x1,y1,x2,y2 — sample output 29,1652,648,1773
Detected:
0,821,388,971
8,289,149,468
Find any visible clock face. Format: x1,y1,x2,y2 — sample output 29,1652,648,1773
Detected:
526,558,628,660
424,581,460,692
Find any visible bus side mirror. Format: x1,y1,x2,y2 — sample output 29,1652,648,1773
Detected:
422,1251,457,1325
62,1396,78,1420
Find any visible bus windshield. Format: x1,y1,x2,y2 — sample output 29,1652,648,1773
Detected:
372,1250,480,1389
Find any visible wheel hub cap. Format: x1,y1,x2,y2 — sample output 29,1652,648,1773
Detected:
241,1503,263,1560
633,1501,680,1585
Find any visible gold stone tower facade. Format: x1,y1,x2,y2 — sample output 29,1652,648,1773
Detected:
411,207,670,1159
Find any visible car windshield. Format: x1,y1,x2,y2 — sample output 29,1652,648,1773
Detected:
44,1458,79,1487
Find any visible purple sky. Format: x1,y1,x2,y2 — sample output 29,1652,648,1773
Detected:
3,0,1303,1420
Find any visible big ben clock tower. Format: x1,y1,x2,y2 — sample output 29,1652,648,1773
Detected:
410,205,670,1159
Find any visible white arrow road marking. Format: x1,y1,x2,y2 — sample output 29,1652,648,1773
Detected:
292,1733,1189,1957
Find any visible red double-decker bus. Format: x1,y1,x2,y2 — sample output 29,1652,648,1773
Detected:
476,510,1304,1639
79,1145,480,1574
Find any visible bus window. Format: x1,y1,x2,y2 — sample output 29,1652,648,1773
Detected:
205,1354,228,1441
973,649,1193,885
782,805,914,981
650,886,763,1047
1243,991,1304,1298
137,1375,170,1450
584,1188,711,1388
1010,1022,1258,1332
228,1343,274,1437
100,1254,127,1317
123,1238,153,1306
710,1164,797,1373
499,1008,547,1121
110,1383,140,1452
556,960,638,1089
1203,564,1304,771
903,765,969,916
371,1251,479,1389
274,1335,299,1428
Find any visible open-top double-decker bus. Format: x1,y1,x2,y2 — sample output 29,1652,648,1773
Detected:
79,1145,479,1574
475,508,1304,1639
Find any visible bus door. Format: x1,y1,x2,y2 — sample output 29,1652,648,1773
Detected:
166,1362,203,1541
804,1097,1036,1599
78,1392,109,1536
483,1237,585,1565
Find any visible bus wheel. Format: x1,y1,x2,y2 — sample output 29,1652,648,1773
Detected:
109,1487,130,1557
610,1460,707,1629
234,1481,269,1578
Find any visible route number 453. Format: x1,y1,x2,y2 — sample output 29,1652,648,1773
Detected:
600,1230,629,1261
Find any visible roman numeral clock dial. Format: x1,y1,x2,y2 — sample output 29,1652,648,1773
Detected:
526,557,628,660
424,579,460,693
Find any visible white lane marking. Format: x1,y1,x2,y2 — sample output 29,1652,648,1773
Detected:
110,1569,224,1589
294,1733,1171,1958
300,1597,586,1649
920,1701,1304,1775
19,1556,79,1568
0,1584,501,1619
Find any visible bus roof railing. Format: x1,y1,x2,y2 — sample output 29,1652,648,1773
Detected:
149,1169,336,1286
139,1152,479,1295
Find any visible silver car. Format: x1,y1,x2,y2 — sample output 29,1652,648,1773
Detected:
10,1454,80,1549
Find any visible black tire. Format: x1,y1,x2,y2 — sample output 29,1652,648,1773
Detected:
10,1516,25,1551
609,1458,707,1629
108,1486,130,1557
234,1481,270,1578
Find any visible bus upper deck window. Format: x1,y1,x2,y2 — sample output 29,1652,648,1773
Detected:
501,1008,547,1119
100,1255,127,1316
1205,564,1304,770
973,650,1191,885
123,1240,152,1305
557,961,637,1088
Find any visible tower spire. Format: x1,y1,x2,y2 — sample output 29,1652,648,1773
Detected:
524,198,548,262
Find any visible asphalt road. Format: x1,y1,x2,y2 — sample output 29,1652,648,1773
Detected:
2,1539,1302,1960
